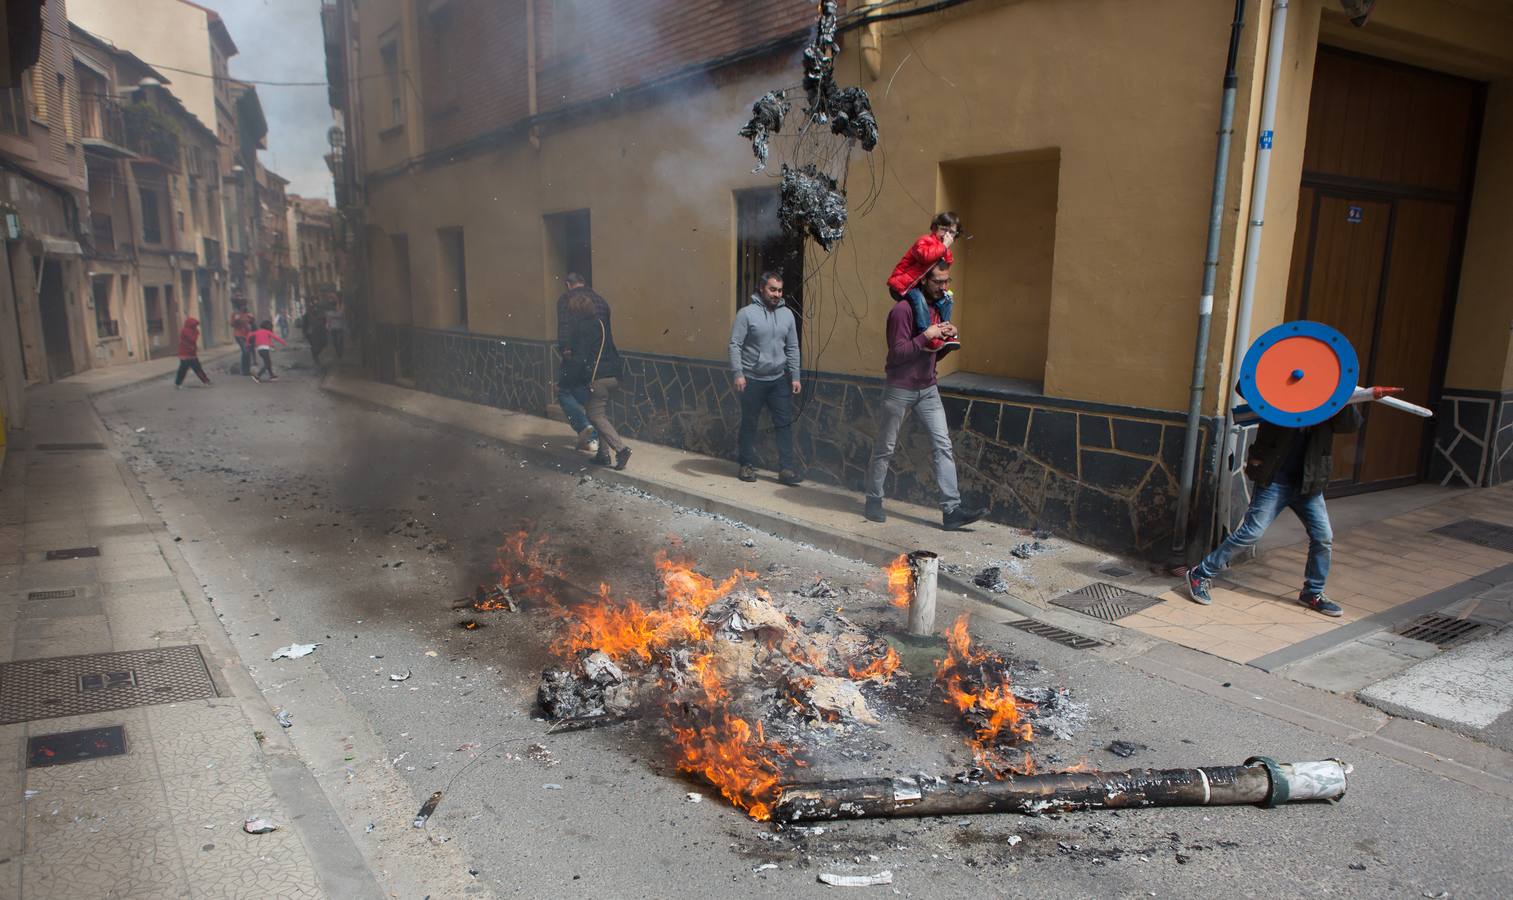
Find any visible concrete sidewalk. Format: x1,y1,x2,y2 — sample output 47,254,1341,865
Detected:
1,351,378,898
324,371,1513,680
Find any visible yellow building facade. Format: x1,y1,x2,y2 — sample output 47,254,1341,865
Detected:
335,0,1513,559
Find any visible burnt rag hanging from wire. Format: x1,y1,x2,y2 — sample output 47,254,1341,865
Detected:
738,0,879,248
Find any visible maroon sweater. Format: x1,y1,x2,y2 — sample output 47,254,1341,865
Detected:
883,299,939,389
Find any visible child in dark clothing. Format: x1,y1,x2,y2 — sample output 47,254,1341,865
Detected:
887,212,961,353
249,319,287,383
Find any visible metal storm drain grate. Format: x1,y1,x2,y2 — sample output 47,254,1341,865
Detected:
1431,519,1513,554
0,646,217,725
1050,582,1163,622
1098,565,1135,579
27,725,128,768
1006,619,1103,650
1392,614,1493,649
27,589,79,601
45,547,101,561
35,442,107,451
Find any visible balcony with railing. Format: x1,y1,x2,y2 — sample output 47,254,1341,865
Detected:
80,93,133,158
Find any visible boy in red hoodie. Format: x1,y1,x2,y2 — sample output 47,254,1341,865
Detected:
249,319,288,383
887,212,961,353
174,318,212,389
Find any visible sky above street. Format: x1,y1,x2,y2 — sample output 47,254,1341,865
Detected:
198,0,334,200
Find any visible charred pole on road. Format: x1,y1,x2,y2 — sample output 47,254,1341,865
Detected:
774,757,1350,822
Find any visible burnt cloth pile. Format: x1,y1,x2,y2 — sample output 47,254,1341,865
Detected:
779,165,848,251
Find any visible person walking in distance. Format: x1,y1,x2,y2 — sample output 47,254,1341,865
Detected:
561,292,631,470
173,317,212,389
729,271,802,485
249,319,288,383
230,303,256,375
303,303,329,367
555,273,607,456
326,303,347,360
1185,402,1362,617
864,262,984,530
275,311,289,341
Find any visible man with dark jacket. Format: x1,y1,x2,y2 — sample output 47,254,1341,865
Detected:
864,262,984,531
1186,403,1363,616
556,273,610,455
729,271,802,485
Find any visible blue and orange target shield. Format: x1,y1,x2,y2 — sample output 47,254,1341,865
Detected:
1236,321,1358,427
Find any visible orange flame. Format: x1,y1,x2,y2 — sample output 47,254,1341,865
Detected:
935,614,1033,773
668,652,795,820
847,645,902,682
490,530,557,605
886,554,913,609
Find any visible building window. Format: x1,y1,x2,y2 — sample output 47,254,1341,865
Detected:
938,149,1060,384
0,86,26,135
140,188,162,243
381,41,402,128
543,209,592,309
145,285,163,334
437,227,467,328
734,187,804,330
92,275,118,337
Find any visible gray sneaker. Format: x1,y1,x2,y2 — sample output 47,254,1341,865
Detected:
1299,591,1343,617
1185,570,1213,605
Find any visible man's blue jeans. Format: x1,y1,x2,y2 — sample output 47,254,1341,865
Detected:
558,383,592,435
738,376,795,472
902,287,952,334
1192,477,1333,597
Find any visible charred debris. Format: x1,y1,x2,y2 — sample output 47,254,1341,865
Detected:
458,533,1350,826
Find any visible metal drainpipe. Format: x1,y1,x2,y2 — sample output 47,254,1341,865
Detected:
1172,0,1247,555
1217,0,1291,538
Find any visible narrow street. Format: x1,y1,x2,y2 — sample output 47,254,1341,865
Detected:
85,356,1513,898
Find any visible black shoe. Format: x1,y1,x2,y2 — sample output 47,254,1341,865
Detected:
864,497,886,523
940,338,962,352
778,470,804,486
593,447,613,466
738,465,758,482
614,446,632,471
943,505,985,531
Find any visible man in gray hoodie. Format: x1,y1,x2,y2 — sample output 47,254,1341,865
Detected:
729,271,803,485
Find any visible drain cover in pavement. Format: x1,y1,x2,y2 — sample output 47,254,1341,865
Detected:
0,646,217,724
1431,519,1513,554
1391,614,1493,649
35,442,107,451
45,547,101,561
1050,582,1163,621
1006,619,1102,649
27,589,79,601
27,725,128,768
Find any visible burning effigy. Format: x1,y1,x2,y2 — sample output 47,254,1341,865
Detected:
472,530,1350,823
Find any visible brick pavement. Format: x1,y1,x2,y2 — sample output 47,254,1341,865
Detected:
0,350,345,899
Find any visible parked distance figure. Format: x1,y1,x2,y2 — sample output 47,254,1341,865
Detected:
275,311,289,341
555,272,607,456
887,212,961,353
729,270,802,486
864,261,982,530
230,303,256,375
174,317,211,389
326,303,347,360
249,319,288,383
1185,402,1362,617
561,291,631,470
303,303,329,368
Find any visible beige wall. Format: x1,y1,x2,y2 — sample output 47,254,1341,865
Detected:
1445,79,1513,392
358,0,1513,414
70,0,218,134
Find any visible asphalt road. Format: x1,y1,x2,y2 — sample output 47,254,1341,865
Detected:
95,357,1513,898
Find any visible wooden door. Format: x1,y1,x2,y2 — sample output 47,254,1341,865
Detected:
1282,48,1482,492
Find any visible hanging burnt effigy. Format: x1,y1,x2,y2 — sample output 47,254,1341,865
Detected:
779,164,848,252
738,90,791,173
738,0,879,250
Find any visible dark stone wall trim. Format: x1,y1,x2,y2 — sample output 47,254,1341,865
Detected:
1428,388,1513,488
370,323,1223,560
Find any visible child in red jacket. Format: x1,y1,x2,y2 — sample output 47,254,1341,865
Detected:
887,211,961,352
174,317,211,389
249,319,287,383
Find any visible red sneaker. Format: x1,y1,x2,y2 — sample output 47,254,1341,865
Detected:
923,336,945,352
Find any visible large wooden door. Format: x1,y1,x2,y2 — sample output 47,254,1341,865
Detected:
1284,48,1482,492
